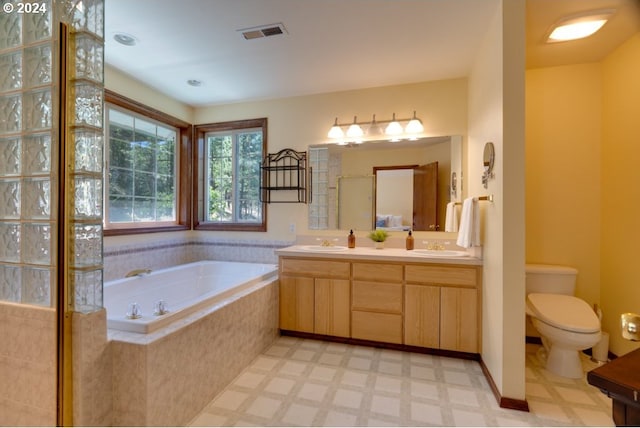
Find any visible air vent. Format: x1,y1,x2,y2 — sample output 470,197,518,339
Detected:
238,23,287,40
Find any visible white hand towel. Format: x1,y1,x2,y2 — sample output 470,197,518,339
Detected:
456,197,480,248
445,202,459,232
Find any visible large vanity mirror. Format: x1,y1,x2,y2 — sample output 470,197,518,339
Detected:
308,135,462,231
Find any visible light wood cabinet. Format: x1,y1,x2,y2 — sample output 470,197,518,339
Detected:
314,278,350,337
280,258,350,337
351,262,403,344
404,284,440,348
279,275,315,332
440,287,478,353
405,264,481,353
278,255,481,354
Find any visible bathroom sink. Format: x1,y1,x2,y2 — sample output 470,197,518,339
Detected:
299,245,348,252
412,249,469,257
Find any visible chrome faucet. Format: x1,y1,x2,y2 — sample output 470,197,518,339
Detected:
125,268,151,278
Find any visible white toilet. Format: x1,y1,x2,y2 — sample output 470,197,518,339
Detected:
525,264,601,378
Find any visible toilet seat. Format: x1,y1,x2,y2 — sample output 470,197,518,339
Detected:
527,293,600,334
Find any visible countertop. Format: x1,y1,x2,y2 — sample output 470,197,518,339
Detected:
275,245,483,265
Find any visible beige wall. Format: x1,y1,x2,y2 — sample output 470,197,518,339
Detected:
601,33,640,356
525,64,602,307
194,79,468,241
105,65,195,123
526,33,640,357
468,0,526,401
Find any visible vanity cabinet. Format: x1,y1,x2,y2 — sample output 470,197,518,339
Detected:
278,252,482,355
280,258,350,337
405,265,480,353
351,262,403,344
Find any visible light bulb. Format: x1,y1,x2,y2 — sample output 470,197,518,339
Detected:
405,111,424,139
328,117,344,139
385,113,403,141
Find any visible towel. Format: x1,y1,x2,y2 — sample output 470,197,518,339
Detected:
456,197,480,248
444,202,459,232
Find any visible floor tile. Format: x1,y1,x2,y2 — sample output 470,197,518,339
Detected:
188,336,614,427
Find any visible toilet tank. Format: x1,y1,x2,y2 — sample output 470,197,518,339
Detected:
525,264,578,296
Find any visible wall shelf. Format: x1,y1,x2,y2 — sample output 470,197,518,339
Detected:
260,149,307,203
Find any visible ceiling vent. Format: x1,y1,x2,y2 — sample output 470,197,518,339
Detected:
238,23,287,40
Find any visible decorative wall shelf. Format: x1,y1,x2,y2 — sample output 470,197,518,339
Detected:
260,149,307,203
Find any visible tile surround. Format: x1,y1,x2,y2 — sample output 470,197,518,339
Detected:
103,236,291,281
0,302,56,426
110,276,279,426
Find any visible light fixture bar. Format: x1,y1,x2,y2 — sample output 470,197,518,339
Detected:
327,111,426,143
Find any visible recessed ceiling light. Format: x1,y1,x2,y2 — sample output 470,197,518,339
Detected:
113,32,138,46
187,79,203,87
546,9,615,43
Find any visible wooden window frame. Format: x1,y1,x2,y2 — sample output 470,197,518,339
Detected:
193,118,267,232
104,90,192,236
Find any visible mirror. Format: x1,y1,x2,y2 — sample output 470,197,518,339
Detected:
308,135,462,231
482,141,495,189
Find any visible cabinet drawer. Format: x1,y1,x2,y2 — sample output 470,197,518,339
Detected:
281,258,350,279
352,310,402,344
405,265,478,287
353,262,402,282
352,280,402,313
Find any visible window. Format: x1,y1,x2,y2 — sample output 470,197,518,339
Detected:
104,90,191,235
194,118,267,231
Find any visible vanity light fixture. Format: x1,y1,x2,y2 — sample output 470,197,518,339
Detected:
327,112,425,144
385,113,404,141
404,110,424,139
346,116,364,142
327,117,345,140
366,114,383,137
546,9,615,43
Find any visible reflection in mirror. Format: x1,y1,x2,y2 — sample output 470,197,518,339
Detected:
308,135,462,231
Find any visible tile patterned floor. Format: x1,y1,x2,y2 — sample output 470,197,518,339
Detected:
189,337,613,426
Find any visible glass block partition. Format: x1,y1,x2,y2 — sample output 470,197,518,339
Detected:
0,0,104,312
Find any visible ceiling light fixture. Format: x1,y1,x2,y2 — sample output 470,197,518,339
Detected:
113,32,138,46
546,9,615,43
327,112,426,144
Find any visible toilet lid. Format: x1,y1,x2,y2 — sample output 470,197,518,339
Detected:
527,293,600,333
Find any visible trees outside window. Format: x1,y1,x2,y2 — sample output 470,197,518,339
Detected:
194,118,267,232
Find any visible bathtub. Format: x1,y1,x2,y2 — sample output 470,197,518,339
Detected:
104,260,278,333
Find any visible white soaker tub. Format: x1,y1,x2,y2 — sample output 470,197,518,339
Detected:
104,260,278,333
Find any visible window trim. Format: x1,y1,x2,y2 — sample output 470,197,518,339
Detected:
193,118,267,232
104,90,192,236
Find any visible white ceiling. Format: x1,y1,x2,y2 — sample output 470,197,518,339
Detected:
104,0,640,107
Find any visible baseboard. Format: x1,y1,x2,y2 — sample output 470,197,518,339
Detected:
479,358,530,412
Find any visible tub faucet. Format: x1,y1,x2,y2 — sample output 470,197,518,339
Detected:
125,268,151,278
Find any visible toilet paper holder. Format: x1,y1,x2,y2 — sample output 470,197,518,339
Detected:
621,313,640,341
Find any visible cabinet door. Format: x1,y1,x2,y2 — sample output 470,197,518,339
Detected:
404,284,440,348
279,276,314,333
440,287,478,353
315,278,350,337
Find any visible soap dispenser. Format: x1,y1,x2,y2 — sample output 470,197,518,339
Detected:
406,230,414,250
348,230,356,248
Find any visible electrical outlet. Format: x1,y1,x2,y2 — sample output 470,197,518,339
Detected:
289,223,296,233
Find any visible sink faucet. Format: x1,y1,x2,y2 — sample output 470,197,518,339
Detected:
423,241,445,251
125,268,151,278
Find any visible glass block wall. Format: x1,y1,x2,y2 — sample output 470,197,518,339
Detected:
0,0,104,312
